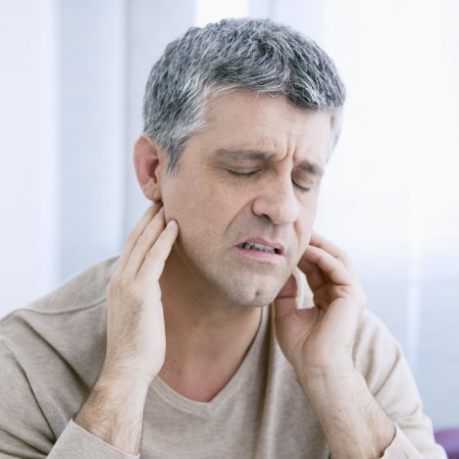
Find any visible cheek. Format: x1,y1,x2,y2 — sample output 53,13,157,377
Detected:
164,182,237,239
162,175,204,217
294,207,316,252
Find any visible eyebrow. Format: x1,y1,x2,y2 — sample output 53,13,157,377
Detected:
213,148,325,177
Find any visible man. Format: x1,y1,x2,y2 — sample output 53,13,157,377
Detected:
0,18,446,459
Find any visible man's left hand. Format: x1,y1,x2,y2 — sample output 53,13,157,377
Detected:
274,232,396,459
274,231,367,379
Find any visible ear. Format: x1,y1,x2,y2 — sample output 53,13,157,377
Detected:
133,134,166,202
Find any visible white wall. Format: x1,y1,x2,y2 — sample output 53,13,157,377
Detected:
0,0,58,310
57,0,126,280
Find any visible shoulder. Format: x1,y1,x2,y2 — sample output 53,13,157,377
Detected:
0,256,120,436
9,255,119,317
353,309,403,370
0,256,120,382
352,308,416,401
0,255,119,328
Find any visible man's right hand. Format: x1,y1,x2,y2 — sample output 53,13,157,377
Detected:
75,204,178,455
103,203,178,384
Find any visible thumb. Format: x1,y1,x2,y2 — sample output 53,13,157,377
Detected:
274,274,298,322
273,274,306,366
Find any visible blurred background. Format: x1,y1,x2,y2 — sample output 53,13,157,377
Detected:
0,0,458,430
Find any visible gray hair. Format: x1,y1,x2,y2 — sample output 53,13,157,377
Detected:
143,18,345,172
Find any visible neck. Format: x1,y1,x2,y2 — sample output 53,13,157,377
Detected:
157,252,262,401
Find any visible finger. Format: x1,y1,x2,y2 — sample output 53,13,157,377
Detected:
273,276,314,352
117,204,162,271
123,208,167,277
274,275,299,319
303,244,353,286
298,256,327,291
276,274,297,299
309,231,356,273
139,220,179,280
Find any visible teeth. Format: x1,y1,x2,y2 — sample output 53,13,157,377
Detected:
240,242,277,253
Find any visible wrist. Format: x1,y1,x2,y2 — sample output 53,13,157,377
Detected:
75,364,151,455
299,362,363,417
299,364,395,459
298,358,356,393
93,370,151,403
99,359,156,389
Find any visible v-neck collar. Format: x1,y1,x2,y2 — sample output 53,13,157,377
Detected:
149,305,269,417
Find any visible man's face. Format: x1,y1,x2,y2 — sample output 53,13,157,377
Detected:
159,89,332,307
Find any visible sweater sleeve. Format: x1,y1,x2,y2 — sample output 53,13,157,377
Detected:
0,339,138,459
354,311,447,459
48,420,139,458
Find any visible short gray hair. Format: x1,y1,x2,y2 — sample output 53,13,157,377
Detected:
143,18,346,172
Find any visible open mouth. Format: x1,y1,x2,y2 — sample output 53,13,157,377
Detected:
237,242,281,255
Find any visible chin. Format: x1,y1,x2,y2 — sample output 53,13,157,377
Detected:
226,281,281,308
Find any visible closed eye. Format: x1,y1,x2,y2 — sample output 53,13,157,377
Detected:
293,182,312,193
227,169,313,193
226,169,260,177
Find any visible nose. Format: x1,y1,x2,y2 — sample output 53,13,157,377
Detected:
251,176,300,225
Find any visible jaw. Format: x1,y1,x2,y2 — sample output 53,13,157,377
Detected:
213,262,295,308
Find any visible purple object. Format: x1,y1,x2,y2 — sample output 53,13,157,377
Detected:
435,428,459,459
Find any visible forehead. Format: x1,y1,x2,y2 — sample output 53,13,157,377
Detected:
191,89,333,166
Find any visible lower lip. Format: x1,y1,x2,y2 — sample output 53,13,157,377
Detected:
234,246,284,262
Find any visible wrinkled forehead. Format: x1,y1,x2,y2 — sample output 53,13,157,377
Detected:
196,89,333,165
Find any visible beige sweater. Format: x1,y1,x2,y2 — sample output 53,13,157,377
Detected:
0,257,446,458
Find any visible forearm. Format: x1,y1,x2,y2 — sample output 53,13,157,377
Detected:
300,365,396,459
75,367,150,455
